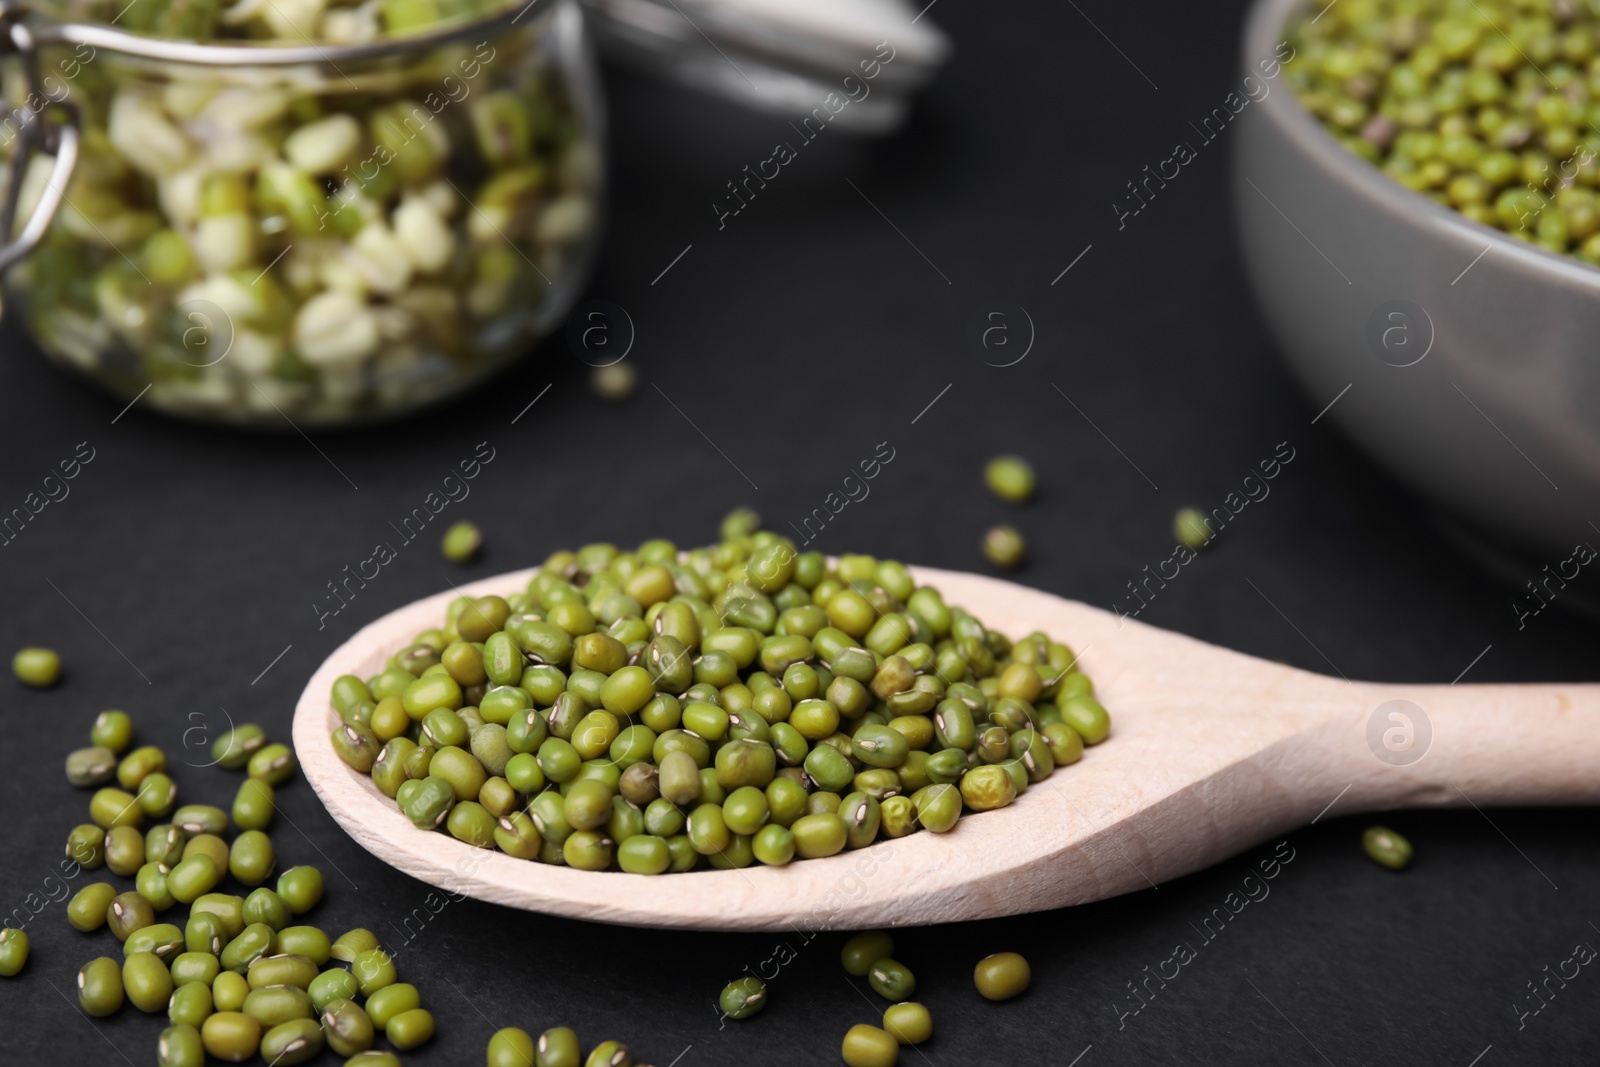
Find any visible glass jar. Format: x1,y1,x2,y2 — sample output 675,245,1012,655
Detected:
0,0,604,425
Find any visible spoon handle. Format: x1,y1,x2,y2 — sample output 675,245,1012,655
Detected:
1309,680,1600,816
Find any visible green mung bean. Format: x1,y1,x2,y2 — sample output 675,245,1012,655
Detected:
973,951,1031,1000
13,646,61,687
329,525,1112,875
1363,825,1414,870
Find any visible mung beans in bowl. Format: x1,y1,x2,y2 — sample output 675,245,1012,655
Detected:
1234,0,1600,560
0,0,603,425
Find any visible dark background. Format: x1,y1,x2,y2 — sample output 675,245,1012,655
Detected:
2,0,1597,1063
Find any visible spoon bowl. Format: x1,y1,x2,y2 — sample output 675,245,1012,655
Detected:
292,565,1599,931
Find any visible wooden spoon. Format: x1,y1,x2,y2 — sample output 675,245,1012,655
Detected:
292,565,1599,931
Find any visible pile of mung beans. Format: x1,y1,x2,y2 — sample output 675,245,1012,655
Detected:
8,0,596,423
1291,0,1600,263
329,518,1112,874
46,706,451,1065
14,693,1037,1067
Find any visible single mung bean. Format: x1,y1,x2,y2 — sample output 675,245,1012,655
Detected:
985,455,1035,503
137,773,178,817
323,997,376,1056
0,928,27,976
79,956,125,1015
585,1041,632,1067
190,894,246,939
1174,507,1212,550
212,724,266,770
67,822,105,868
386,1006,436,1050
443,520,484,562
220,922,277,973
227,830,275,886
68,882,117,931
248,953,320,991
982,525,1026,569
339,975,406,1026
168,855,222,904
107,891,156,941
352,949,397,996
171,952,221,987
173,804,228,836
243,888,292,931
534,1026,582,1067
330,928,379,963
882,1001,932,1044
123,951,175,1012
273,926,330,965
181,833,230,871
488,1026,536,1067
973,951,1031,1000
212,971,250,1013
232,778,275,832
750,822,794,864
13,646,61,686
242,984,314,1027
295,963,353,1009
168,980,214,1027
719,975,767,1019
158,1023,205,1067
841,1024,900,1067
1363,825,1413,870
105,825,146,876
868,957,916,1001
960,765,1017,811
276,866,324,914
66,746,119,788
91,787,144,829
1060,694,1111,744
260,1018,324,1065
201,1011,263,1062
122,922,183,961
91,710,134,753
116,745,167,790
247,743,296,785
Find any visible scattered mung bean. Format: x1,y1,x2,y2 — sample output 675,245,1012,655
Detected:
1363,825,1413,870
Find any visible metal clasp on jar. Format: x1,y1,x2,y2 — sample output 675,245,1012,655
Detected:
0,3,80,293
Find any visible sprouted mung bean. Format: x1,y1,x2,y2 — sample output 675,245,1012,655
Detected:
1290,0,1600,265
7,0,599,425
330,520,1111,872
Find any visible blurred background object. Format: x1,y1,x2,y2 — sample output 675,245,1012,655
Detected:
1235,0,1600,568
583,0,948,133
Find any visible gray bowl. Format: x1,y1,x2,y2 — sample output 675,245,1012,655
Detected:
1234,0,1600,560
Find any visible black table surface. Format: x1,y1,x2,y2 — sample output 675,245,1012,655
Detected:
3,0,1598,1063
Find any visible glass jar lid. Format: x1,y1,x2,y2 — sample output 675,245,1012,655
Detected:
580,0,948,132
